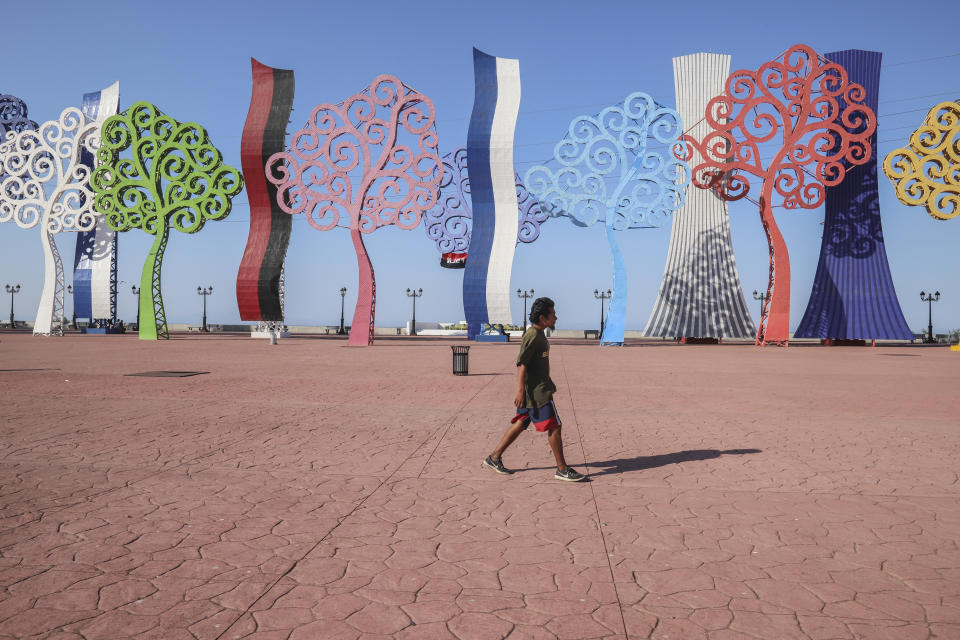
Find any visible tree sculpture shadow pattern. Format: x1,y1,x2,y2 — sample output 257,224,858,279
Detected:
267,75,442,346
680,44,876,346
92,102,244,340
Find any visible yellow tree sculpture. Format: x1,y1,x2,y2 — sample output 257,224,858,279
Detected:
882,99,960,350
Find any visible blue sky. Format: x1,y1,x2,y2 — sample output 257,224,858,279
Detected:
1,0,957,334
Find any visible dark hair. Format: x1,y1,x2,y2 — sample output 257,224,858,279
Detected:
529,297,555,325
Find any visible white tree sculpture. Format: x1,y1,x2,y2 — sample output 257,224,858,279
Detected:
0,107,100,335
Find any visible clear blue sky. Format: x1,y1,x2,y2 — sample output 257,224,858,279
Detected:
1,0,956,334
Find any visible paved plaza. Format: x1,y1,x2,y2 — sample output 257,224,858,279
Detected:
0,333,958,639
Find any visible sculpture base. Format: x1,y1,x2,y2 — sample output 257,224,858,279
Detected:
820,339,868,347
251,330,291,339
475,335,509,343
80,327,124,334
678,337,721,345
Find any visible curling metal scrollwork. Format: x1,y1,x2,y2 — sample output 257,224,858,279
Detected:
0,94,38,139
524,91,689,345
679,44,876,346
423,146,547,265
91,101,244,340
266,75,442,346
882,100,960,221
0,106,101,336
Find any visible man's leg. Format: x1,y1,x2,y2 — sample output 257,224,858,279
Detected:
491,419,527,461
547,426,568,471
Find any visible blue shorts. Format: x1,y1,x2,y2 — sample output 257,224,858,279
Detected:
512,400,561,432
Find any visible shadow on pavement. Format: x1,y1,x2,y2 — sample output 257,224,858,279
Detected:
583,448,762,477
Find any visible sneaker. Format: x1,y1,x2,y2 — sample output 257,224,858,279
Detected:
554,467,587,482
482,455,514,475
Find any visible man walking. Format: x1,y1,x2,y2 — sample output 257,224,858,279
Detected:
483,297,586,482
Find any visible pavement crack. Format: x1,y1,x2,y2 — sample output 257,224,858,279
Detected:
557,346,631,639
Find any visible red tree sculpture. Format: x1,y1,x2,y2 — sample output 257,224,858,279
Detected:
682,44,875,345
267,75,442,345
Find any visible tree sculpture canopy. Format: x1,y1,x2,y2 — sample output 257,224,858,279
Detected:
423,146,547,268
267,75,442,346
680,44,876,345
524,91,688,345
91,101,243,340
882,99,960,220
0,94,38,140
0,106,101,335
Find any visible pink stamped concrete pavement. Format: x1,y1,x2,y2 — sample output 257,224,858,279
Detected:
0,333,958,639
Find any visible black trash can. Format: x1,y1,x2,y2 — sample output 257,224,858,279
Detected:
451,345,470,375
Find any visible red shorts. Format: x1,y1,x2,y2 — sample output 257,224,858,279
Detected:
511,400,561,432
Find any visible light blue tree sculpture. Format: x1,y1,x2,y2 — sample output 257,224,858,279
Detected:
525,92,689,345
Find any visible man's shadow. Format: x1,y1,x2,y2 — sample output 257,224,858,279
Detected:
588,449,762,477
520,449,761,476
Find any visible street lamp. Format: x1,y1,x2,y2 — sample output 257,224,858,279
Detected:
5,284,20,329
517,288,535,331
920,290,941,343
406,287,423,336
131,285,141,329
594,289,611,339
197,286,213,332
66,285,76,329
338,287,347,335
752,290,767,319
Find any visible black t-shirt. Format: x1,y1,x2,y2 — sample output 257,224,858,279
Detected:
516,327,556,408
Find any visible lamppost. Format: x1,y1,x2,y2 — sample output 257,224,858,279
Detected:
131,285,140,329
752,290,767,320
406,287,423,336
197,286,213,332
594,289,611,339
517,288,535,331
920,290,941,343
5,284,20,328
338,287,347,335
66,285,76,329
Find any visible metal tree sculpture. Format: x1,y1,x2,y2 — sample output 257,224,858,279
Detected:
424,146,547,268
0,107,100,335
883,99,960,351
525,91,688,345
883,99,960,220
682,44,876,345
267,75,442,346
91,101,244,340
0,94,38,140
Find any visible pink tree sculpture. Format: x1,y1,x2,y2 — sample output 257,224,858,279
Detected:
681,44,875,345
267,75,442,345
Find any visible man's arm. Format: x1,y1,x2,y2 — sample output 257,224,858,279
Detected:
514,363,527,408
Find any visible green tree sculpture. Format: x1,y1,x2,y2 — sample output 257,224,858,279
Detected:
91,101,243,340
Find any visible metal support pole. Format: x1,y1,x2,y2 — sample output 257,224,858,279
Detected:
516,289,534,331
66,284,76,329
338,287,347,335
594,289,611,339
406,288,423,336
197,286,213,332
920,290,941,343
6,284,20,328
131,285,140,329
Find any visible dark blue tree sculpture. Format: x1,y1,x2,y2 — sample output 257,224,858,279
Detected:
423,146,547,269
525,92,688,345
0,95,38,139
794,50,912,340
